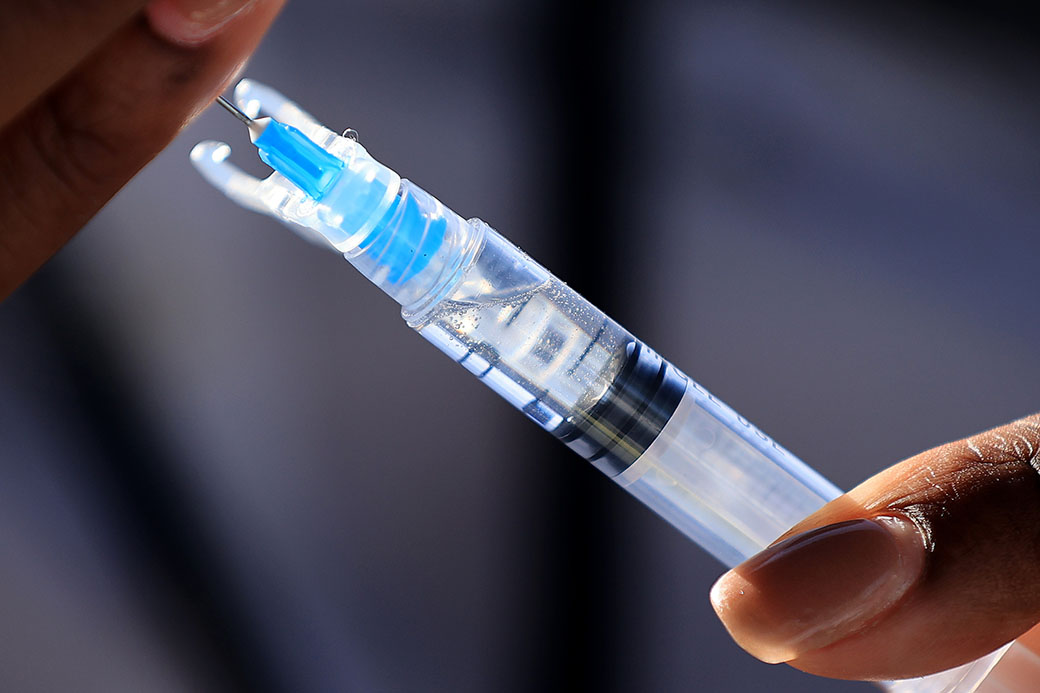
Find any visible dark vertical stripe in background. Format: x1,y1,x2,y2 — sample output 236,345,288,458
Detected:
509,1,646,690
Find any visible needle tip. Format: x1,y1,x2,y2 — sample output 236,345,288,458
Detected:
215,95,255,127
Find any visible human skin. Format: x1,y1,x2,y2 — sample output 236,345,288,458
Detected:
0,0,286,300
712,414,1040,682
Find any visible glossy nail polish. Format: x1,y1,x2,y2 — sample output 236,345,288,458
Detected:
710,516,925,663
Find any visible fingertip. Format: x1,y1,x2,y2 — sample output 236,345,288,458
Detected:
145,0,262,47
710,517,925,668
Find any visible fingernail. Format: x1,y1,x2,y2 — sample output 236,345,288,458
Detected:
710,516,925,664
146,0,258,46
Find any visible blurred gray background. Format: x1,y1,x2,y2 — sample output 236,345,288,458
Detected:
2,0,1039,691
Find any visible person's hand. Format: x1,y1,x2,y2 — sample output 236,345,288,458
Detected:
0,0,285,299
710,414,1040,683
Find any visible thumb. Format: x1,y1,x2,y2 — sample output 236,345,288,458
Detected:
710,414,1040,681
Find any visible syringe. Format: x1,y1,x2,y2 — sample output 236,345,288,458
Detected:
191,79,1008,692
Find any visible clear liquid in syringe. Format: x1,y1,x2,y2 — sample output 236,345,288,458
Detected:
417,278,630,433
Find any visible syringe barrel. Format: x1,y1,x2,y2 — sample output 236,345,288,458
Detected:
376,186,839,566
616,375,841,567
394,206,1007,692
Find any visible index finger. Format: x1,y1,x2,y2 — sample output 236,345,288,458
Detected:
0,0,286,298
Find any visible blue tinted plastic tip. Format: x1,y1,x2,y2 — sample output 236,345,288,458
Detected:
254,121,345,200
